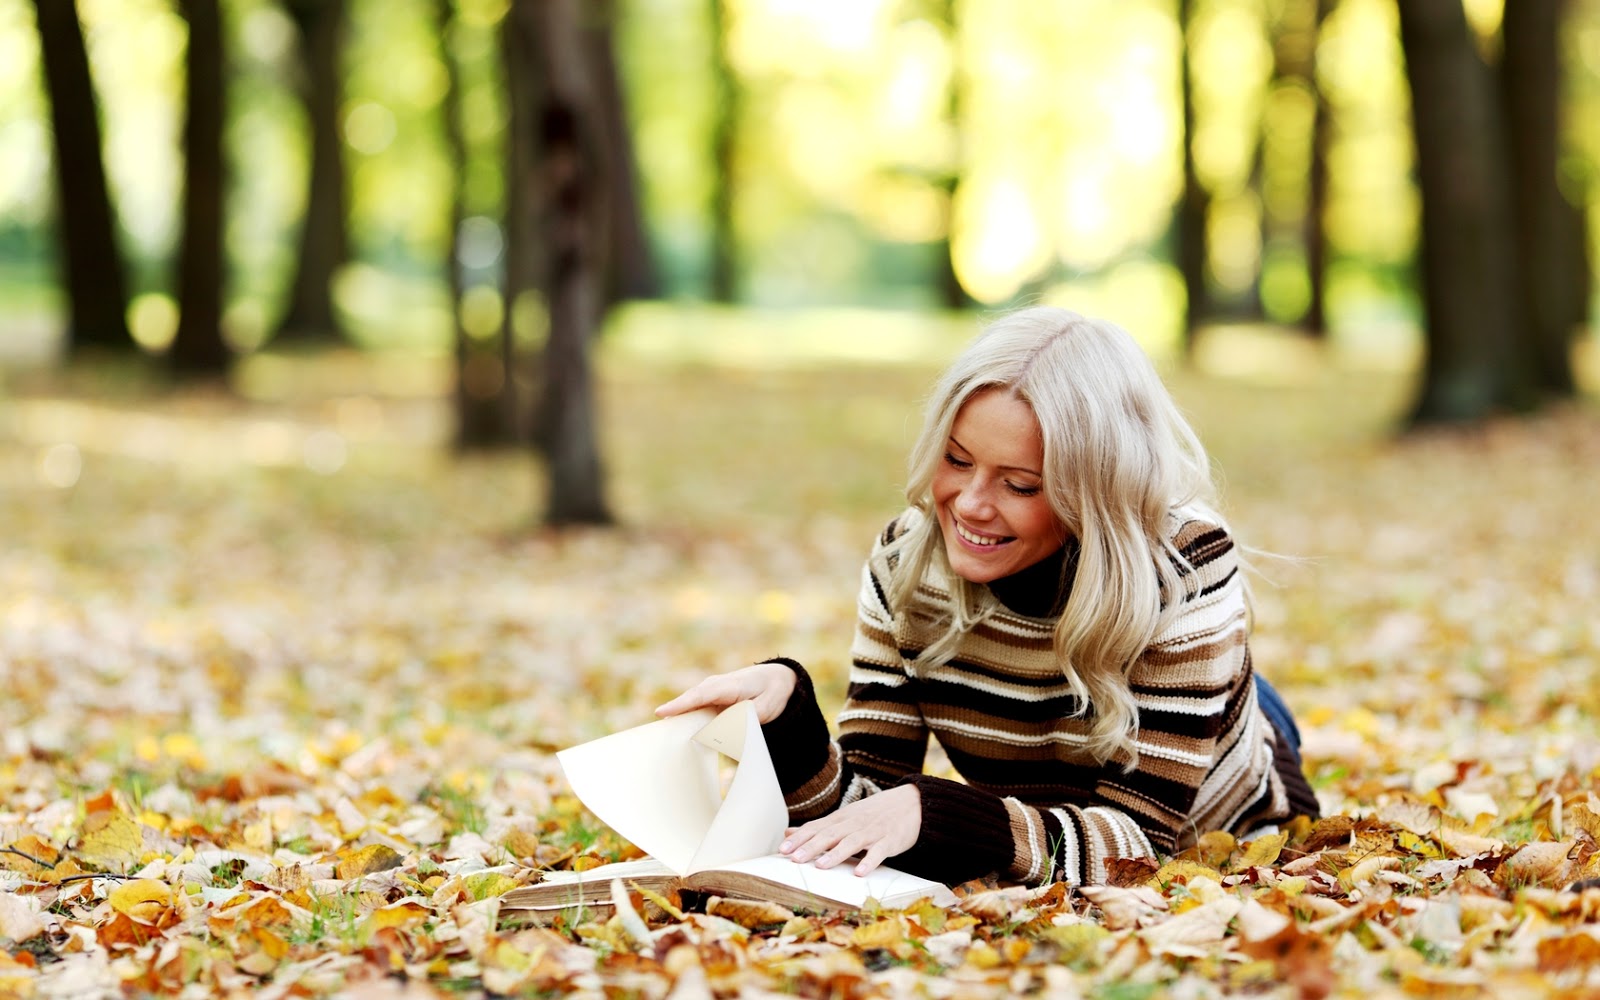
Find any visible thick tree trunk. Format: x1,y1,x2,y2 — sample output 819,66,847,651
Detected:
169,0,231,375
501,12,540,441
510,0,613,526
585,3,656,304
438,0,510,448
707,0,739,302
1501,0,1578,399
30,0,132,354
1177,0,1209,348
275,0,349,342
1395,0,1523,424
1304,0,1335,336
932,0,970,311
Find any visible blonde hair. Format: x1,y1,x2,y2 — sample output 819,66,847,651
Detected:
885,307,1224,764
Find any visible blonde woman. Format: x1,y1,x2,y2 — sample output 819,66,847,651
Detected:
658,307,1320,887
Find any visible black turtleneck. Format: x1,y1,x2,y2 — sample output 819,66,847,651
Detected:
985,538,1079,618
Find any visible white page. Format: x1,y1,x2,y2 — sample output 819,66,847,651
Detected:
557,702,786,877
556,709,723,874
712,855,958,908
686,702,787,873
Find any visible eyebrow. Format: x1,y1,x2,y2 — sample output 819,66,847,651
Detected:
948,436,1043,478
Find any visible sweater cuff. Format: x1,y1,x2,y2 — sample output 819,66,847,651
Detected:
889,775,1013,885
757,658,833,794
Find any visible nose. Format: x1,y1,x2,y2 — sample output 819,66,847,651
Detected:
952,477,995,520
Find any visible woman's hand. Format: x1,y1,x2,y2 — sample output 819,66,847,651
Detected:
654,661,798,724
779,784,921,878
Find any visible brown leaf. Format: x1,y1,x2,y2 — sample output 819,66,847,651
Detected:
704,896,794,929
1103,855,1160,888
334,844,404,880
1536,932,1600,973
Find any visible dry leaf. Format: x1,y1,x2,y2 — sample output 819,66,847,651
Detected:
704,896,794,929
0,893,46,943
75,808,144,870
1237,832,1288,869
108,879,173,924
334,844,404,880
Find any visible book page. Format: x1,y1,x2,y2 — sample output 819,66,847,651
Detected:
557,702,786,877
709,854,958,909
685,703,787,873
556,709,723,874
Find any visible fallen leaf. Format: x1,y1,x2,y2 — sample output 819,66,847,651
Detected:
108,879,173,924
705,896,794,929
334,844,404,880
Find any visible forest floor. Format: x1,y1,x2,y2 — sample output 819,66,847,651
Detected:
2,329,1599,998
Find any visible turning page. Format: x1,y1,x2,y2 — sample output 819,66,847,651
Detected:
556,702,787,876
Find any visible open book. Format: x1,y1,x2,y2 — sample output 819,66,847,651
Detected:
503,702,956,914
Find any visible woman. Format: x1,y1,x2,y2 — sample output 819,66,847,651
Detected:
657,307,1320,888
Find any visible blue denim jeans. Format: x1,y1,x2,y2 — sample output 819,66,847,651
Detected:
1254,674,1303,762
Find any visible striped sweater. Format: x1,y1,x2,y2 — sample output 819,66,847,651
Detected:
760,509,1320,887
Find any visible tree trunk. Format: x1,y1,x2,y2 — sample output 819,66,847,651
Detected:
510,0,614,526
438,0,511,447
932,0,970,310
501,11,540,441
1395,0,1523,424
585,2,656,304
1500,0,1577,399
30,0,132,354
1177,0,1209,348
707,0,739,302
275,0,349,343
1304,0,1335,336
169,0,231,375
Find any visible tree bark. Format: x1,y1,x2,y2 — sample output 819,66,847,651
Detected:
30,0,132,354
438,0,511,447
1304,0,1335,336
1500,0,1577,399
510,0,614,526
707,0,739,302
275,0,349,343
585,2,656,303
1395,0,1523,424
169,0,231,375
932,0,971,310
1177,0,1210,348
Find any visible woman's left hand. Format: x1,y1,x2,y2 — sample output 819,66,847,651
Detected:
779,784,921,877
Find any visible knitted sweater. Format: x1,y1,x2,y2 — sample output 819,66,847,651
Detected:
761,509,1320,887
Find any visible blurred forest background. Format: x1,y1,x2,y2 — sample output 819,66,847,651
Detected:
1,0,1598,522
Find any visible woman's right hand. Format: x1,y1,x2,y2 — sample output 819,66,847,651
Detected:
654,661,799,724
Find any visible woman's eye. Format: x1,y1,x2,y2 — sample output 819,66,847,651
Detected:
943,452,971,469
1007,482,1041,497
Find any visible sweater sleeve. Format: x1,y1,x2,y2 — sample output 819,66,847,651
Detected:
895,521,1290,887
760,518,932,825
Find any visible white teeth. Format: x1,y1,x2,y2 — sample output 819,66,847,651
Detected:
955,522,1006,547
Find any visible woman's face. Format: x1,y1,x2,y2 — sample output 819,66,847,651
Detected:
931,389,1067,584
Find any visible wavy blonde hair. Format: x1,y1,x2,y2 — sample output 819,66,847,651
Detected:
884,307,1224,764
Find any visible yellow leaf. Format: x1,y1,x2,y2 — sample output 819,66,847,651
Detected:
633,885,685,921
1237,832,1287,869
850,917,908,949
334,844,402,881
571,856,605,872
464,872,519,900
1338,854,1401,890
108,880,173,925
964,941,1002,969
367,901,429,933
1037,922,1109,964
1191,830,1236,869
1151,859,1221,887
75,808,144,871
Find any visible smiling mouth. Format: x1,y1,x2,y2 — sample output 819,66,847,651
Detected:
953,521,1013,548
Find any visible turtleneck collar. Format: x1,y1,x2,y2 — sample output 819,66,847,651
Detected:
986,537,1078,618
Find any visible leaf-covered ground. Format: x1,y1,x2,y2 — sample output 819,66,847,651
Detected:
2,338,1599,998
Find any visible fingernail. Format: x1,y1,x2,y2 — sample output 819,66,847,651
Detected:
779,840,792,853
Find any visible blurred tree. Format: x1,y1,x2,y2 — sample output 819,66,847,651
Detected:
502,7,537,440
707,0,739,301
1176,0,1211,346
930,0,972,311
1396,0,1579,424
1304,0,1334,336
508,0,613,525
274,0,350,344
1500,0,1581,398
29,0,133,355
587,0,656,303
438,0,514,448
169,0,231,375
